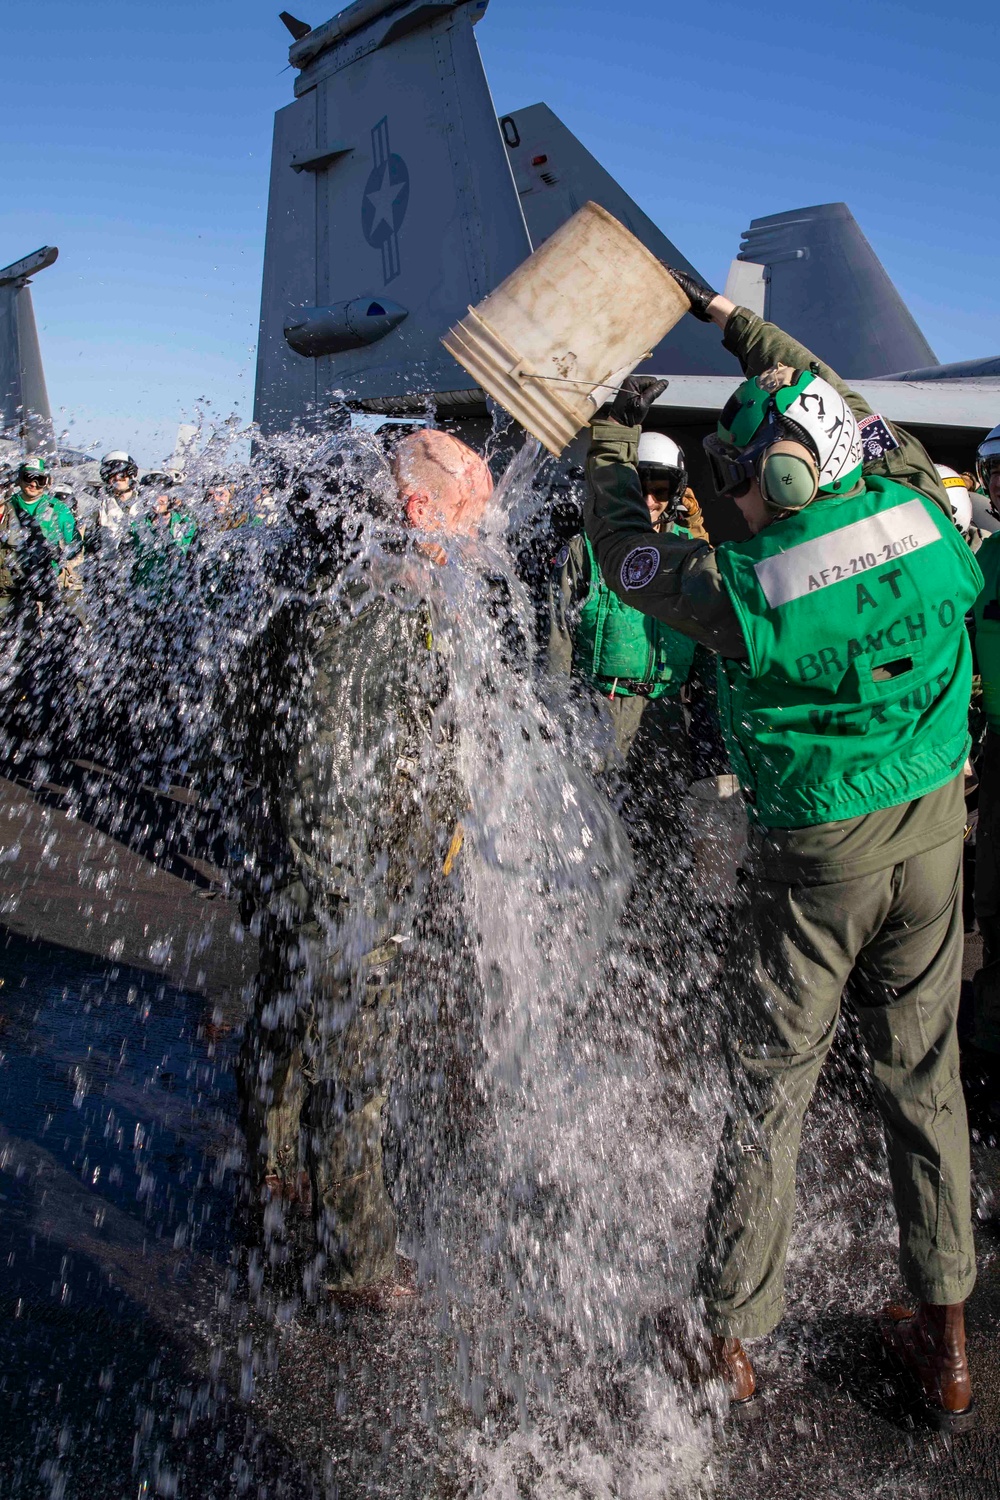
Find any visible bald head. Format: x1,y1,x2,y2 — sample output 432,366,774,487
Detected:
391,428,494,537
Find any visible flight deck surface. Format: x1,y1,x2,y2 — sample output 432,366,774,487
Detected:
0,765,997,1500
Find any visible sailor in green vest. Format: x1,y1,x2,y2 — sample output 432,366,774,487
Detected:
583,270,982,1431
548,433,724,819
129,502,197,596
120,487,198,772
4,456,82,606
967,422,1000,1136
549,432,698,747
0,456,85,743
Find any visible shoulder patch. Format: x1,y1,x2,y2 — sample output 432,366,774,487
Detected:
620,545,660,591
553,544,570,568
858,412,900,464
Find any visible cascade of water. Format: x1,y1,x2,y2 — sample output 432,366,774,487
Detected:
3,409,991,1500
420,521,719,1497
0,418,734,1498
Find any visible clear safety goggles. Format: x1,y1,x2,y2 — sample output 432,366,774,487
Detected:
703,414,782,499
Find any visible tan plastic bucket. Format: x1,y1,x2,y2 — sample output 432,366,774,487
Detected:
441,202,689,455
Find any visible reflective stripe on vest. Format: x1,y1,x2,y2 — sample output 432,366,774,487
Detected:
714,474,983,828
973,532,1000,731
575,533,696,698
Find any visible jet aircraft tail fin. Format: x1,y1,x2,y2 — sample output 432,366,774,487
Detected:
254,0,532,433
736,202,936,378
498,104,735,377
0,246,57,456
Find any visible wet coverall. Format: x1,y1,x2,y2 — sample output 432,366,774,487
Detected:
584,308,980,1338
240,562,463,1290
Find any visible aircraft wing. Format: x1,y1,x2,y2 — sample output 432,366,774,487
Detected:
873,356,1000,382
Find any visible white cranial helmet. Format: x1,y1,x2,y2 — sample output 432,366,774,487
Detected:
637,431,684,472
972,492,1000,535
100,449,138,483
935,464,973,536
636,431,687,501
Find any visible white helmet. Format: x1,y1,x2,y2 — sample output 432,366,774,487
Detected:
977,423,1000,499
972,493,1000,535
636,431,687,501
100,449,138,483
936,464,973,536
638,431,683,471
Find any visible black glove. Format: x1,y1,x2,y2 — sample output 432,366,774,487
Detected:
608,376,669,428
664,266,717,322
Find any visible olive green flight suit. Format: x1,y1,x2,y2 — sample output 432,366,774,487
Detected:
239,568,462,1289
583,308,976,1338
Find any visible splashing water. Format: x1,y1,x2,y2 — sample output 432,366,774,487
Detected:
213,423,726,1494
0,413,949,1500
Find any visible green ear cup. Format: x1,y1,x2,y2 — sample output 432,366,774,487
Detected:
760,451,818,512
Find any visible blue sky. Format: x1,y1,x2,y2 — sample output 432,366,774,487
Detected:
2,0,996,462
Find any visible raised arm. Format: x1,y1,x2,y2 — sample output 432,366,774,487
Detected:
669,271,953,518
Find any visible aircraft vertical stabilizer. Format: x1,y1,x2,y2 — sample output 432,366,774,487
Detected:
254,0,532,433
0,247,57,456
738,203,936,378
499,104,736,377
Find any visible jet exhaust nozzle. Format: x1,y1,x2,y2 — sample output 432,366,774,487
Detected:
284,297,408,357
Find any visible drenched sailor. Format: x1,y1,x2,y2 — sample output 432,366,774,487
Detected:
237,427,495,1296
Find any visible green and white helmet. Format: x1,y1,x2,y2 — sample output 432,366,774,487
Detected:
17,456,48,482
708,365,864,502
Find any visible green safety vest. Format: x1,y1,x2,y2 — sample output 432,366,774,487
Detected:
575,532,696,698
714,473,982,828
0,490,79,609
973,531,1000,731
130,511,197,593
12,489,79,558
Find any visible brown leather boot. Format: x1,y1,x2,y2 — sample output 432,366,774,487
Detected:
882,1302,975,1433
709,1336,757,1404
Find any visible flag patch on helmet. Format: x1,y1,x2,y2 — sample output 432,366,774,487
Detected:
620,546,660,591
